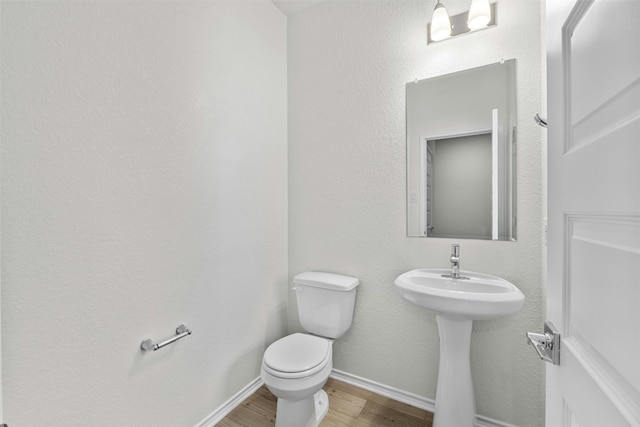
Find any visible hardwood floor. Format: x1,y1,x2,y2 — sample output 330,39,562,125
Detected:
216,378,433,427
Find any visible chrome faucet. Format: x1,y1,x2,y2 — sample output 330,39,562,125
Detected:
449,243,461,279
441,243,468,279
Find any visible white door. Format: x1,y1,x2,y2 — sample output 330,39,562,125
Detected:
1,241,3,423
426,140,434,235
546,0,640,426
1,145,3,424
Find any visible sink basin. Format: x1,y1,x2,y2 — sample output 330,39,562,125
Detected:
395,268,524,320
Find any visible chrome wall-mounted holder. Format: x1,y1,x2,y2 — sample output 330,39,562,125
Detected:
534,113,547,128
141,324,192,352
526,321,560,365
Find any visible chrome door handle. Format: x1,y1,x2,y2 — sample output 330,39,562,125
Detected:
526,321,560,365
527,332,552,360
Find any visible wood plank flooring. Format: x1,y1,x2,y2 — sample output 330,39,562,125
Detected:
216,378,433,427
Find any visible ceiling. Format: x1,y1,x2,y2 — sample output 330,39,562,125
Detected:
271,0,325,16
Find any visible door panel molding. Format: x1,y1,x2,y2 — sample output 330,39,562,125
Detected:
564,214,640,397
562,342,635,426
571,78,640,152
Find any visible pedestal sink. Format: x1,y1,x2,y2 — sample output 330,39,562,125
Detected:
394,268,524,427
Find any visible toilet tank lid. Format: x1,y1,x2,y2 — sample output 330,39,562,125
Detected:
293,272,359,291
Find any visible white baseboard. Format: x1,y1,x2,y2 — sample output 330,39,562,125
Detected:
476,414,520,427
329,369,437,413
195,369,519,427
194,376,264,427
330,369,519,427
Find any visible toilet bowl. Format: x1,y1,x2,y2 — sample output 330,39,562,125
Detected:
261,333,333,427
261,272,359,427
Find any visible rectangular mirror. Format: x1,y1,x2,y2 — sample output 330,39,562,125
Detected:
406,59,517,240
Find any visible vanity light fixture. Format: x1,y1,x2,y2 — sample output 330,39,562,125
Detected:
467,0,492,30
427,0,496,44
430,1,452,42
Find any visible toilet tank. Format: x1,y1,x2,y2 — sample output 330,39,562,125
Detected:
293,272,360,339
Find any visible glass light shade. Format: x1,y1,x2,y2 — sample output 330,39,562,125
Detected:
467,0,491,30
430,2,451,42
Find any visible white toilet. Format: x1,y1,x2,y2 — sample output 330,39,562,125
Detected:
261,271,360,427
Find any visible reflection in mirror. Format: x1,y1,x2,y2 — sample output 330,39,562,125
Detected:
406,59,517,240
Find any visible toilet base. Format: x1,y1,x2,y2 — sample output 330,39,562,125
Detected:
275,389,329,427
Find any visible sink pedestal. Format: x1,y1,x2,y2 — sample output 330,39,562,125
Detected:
434,315,475,427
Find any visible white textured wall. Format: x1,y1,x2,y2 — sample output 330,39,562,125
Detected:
1,1,287,425
288,1,545,426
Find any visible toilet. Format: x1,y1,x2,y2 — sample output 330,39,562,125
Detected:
261,271,360,427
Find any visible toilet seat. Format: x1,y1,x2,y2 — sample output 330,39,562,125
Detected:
263,333,331,379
